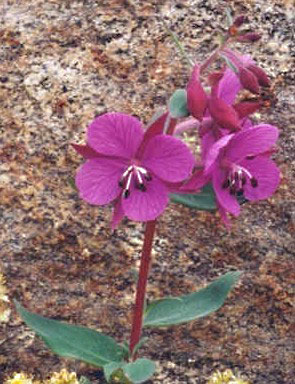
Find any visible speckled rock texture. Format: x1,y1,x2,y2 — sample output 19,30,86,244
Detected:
0,0,294,383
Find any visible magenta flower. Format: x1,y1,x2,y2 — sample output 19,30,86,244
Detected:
74,112,195,227
183,124,280,221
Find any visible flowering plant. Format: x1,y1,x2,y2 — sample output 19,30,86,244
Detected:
15,12,280,384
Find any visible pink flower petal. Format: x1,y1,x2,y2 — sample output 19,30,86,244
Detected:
240,156,280,201
180,169,210,192
87,113,144,159
217,68,241,105
205,134,234,173
213,168,241,216
122,177,169,221
241,118,253,129
226,124,279,163
141,135,195,183
75,158,126,205
136,111,169,157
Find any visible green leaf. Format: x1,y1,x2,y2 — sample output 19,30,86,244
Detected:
104,359,156,384
170,183,217,211
123,359,156,384
168,89,189,118
15,301,125,367
143,271,241,327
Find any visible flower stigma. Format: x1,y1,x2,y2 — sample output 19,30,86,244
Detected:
222,164,258,195
118,165,152,198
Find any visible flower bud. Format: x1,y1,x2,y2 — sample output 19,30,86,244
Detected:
247,64,270,87
187,65,208,121
208,97,241,131
233,15,248,27
239,67,260,94
237,32,261,42
233,101,261,118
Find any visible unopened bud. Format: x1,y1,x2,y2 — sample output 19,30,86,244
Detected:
208,71,224,87
208,97,241,132
187,65,208,121
239,67,260,94
237,32,261,42
233,101,261,118
233,15,248,27
247,64,270,87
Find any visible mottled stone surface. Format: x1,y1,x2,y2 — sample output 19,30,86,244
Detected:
0,0,294,383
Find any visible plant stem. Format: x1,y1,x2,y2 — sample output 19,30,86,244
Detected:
129,220,157,358
160,17,194,67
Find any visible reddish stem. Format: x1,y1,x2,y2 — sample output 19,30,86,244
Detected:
129,220,157,358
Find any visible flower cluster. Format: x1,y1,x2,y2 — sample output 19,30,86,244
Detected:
73,15,280,227
207,369,250,384
180,47,280,225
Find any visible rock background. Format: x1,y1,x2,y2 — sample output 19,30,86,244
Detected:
0,0,294,383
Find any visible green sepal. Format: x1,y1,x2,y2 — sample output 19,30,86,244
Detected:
143,271,241,327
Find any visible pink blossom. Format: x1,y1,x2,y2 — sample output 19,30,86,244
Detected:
184,124,280,221
74,113,195,227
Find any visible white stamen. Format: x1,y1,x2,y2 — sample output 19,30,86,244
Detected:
124,172,133,192
136,166,148,175
135,168,144,184
122,165,133,178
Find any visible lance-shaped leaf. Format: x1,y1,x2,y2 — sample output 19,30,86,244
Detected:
15,301,125,367
168,89,189,118
143,271,241,327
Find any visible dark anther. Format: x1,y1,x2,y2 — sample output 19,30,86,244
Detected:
234,172,239,181
123,189,130,198
246,155,255,160
145,174,152,181
222,179,230,189
137,183,147,192
241,175,247,185
250,178,258,188
118,180,124,188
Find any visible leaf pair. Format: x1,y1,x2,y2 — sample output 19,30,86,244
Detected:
15,271,240,383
